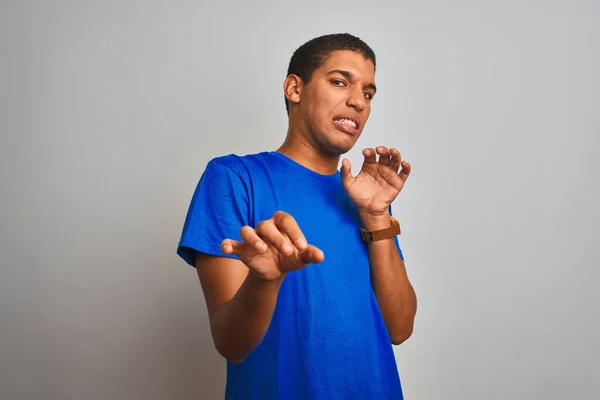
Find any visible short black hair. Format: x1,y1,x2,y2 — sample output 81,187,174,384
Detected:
285,33,377,115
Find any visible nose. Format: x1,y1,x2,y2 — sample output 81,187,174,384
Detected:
347,87,366,112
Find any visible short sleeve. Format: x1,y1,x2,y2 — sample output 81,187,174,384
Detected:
177,159,250,267
389,204,405,261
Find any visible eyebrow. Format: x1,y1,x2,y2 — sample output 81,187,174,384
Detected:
326,69,377,94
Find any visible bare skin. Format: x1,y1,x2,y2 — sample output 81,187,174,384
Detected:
196,50,417,363
196,212,324,363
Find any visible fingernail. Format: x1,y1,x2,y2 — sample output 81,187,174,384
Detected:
282,244,293,254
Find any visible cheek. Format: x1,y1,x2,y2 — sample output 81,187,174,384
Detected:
319,94,341,120
363,105,372,119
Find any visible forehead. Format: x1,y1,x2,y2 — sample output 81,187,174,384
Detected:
315,50,375,79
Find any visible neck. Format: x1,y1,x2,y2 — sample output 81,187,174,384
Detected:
276,125,340,175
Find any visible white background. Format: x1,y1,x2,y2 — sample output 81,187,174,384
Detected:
1,1,598,399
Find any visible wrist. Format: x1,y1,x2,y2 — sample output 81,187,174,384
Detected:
247,269,286,288
359,210,392,231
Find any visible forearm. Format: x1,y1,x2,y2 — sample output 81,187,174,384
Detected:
362,213,417,345
210,273,283,363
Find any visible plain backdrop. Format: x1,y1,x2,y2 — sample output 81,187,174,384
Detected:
1,1,599,399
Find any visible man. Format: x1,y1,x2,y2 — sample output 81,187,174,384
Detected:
177,33,417,399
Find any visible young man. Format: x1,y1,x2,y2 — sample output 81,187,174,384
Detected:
177,33,417,399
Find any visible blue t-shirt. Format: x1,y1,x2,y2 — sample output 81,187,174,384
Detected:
177,151,404,400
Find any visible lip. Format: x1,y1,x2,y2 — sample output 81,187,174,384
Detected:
332,119,358,135
332,115,361,134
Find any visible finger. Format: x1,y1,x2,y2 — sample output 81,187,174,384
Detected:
239,226,268,253
362,148,377,164
300,245,325,264
256,218,295,256
220,239,245,256
377,165,405,190
272,211,308,251
376,146,390,166
340,158,353,189
389,148,402,173
398,160,412,183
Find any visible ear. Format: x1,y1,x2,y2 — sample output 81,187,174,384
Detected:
283,74,302,107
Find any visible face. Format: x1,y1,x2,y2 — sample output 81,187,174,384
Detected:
289,50,377,156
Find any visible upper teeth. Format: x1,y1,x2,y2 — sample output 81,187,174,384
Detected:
335,119,357,128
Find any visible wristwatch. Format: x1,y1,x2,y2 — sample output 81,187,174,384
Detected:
360,217,401,242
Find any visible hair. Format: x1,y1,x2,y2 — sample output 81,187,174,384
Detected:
285,33,376,115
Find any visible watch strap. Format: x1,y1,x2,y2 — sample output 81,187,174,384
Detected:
360,217,401,242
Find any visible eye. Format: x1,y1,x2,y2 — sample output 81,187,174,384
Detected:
332,80,346,87
364,92,374,100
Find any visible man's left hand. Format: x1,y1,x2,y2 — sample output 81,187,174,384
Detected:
340,147,411,226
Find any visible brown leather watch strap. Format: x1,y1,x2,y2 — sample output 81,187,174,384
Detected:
360,217,401,242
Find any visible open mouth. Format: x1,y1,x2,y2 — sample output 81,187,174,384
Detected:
332,117,359,134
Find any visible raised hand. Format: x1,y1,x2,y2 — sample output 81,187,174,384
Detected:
220,211,325,282
340,147,411,217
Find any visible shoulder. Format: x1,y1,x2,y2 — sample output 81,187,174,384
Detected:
207,151,276,179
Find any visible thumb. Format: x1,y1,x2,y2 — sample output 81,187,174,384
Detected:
300,245,325,265
220,239,245,257
340,158,353,189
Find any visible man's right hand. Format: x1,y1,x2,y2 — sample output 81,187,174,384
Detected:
220,211,325,282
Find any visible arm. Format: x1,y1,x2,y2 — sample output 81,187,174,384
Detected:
194,212,324,363
180,163,294,363
340,146,417,345
360,213,417,345
195,253,283,363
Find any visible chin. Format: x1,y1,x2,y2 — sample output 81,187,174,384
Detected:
314,126,359,156
321,141,354,156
